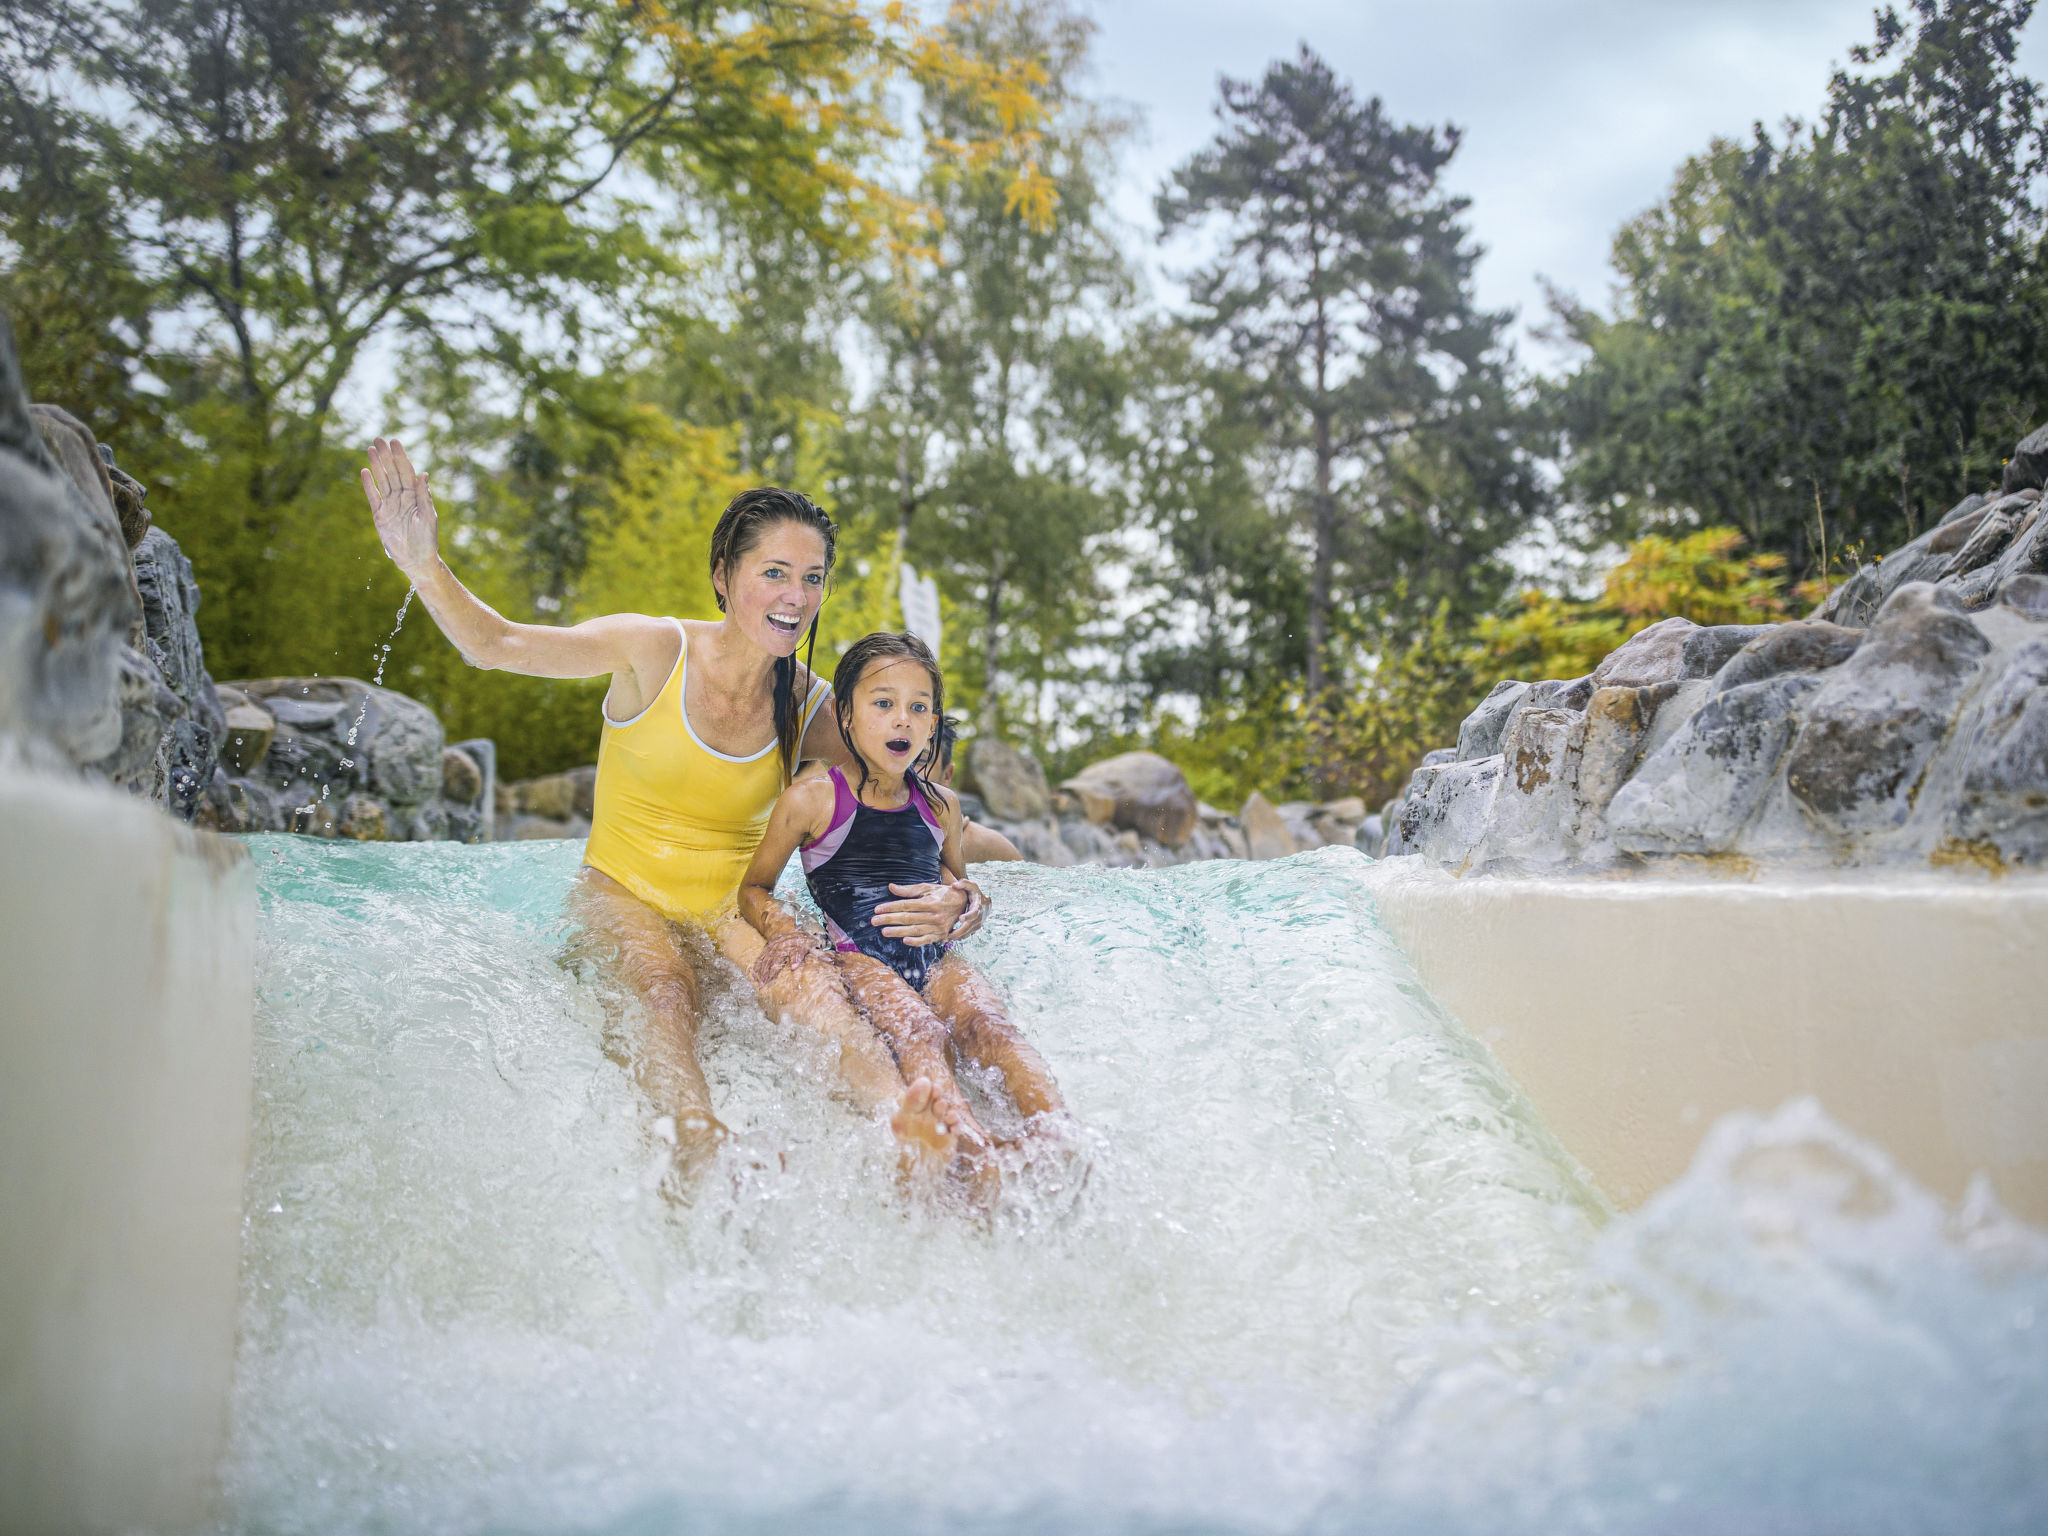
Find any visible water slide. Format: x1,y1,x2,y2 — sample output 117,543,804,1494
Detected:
9,811,2042,1532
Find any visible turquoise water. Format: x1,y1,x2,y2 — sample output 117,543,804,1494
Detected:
219,839,2048,1534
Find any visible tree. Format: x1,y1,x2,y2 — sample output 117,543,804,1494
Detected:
838,0,1135,738
1157,45,1542,779
0,0,1057,688
1553,0,2048,569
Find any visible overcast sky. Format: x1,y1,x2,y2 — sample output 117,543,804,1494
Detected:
1082,0,2048,373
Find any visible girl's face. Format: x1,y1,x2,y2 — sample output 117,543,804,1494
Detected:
846,657,939,781
717,522,828,658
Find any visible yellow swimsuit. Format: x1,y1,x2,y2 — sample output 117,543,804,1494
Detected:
583,618,830,924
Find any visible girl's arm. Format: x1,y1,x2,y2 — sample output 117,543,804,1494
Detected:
362,437,675,696
737,776,833,946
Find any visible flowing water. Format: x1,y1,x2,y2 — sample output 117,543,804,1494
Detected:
220,840,2048,1535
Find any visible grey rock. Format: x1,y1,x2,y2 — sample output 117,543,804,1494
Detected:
1239,790,1296,860
1419,746,1458,768
1455,679,1529,761
1576,682,1680,821
1609,673,1825,854
1711,622,1864,694
232,676,446,810
1592,617,1698,690
1950,495,2031,574
220,701,275,776
0,314,138,765
338,793,389,841
1784,583,1991,836
1476,706,1586,870
2003,574,2048,621
440,746,482,805
1682,623,1780,679
2002,423,2048,494
1948,635,2048,864
451,738,496,842
1938,492,1990,528
1395,755,1503,870
963,737,1051,821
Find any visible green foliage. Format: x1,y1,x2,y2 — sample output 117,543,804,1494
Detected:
1476,527,1792,686
1552,0,2048,570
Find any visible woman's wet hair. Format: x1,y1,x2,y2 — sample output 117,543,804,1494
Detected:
832,632,946,798
707,487,837,782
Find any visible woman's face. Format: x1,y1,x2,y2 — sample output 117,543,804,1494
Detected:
718,522,829,658
846,657,938,781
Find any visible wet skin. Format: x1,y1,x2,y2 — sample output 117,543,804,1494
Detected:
359,438,986,1180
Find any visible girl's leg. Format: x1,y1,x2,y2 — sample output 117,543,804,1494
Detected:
567,867,726,1173
833,953,996,1159
715,915,954,1161
925,954,1064,1119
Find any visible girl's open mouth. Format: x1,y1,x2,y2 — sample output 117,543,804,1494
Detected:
886,738,913,756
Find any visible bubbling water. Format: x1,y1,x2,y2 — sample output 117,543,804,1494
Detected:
218,841,2048,1535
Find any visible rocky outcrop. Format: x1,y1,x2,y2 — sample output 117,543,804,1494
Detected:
0,313,228,816
204,678,492,841
1381,432,2048,874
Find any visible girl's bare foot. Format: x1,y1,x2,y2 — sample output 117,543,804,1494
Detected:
890,1077,956,1170
657,1109,731,1184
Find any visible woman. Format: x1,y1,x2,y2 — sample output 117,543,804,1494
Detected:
359,439,985,1176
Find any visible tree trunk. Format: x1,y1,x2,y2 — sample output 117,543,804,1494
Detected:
980,553,1004,735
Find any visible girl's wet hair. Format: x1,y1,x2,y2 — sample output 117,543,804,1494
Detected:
832,632,946,798
707,487,837,782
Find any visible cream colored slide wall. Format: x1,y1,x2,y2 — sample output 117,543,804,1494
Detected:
0,771,256,1535
1368,858,2048,1224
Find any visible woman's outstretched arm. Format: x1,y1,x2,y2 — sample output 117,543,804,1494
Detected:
361,437,673,692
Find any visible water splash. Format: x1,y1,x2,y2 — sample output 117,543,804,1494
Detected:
216,843,2048,1535
311,586,416,817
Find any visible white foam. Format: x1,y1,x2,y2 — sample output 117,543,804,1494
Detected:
217,841,2048,1534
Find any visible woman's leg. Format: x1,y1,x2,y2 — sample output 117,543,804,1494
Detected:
925,955,1064,1119
832,953,995,1159
567,867,726,1173
715,916,954,1161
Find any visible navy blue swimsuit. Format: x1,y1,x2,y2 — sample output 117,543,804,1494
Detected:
801,766,949,992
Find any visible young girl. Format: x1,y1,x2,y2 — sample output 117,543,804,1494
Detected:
738,633,1063,1168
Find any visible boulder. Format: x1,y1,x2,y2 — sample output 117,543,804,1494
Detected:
517,772,579,822
2001,423,2048,494
1949,634,2048,864
962,737,1051,821
1609,674,1826,855
1710,621,1864,694
1238,791,1297,860
1455,679,1529,761
1591,617,1697,690
1475,706,1585,869
231,676,445,810
1393,755,1502,870
1783,583,1991,837
338,793,388,841
507,814,573,840
1939,491,1990,527
441,746,483,805
2005,575,2048,622
1950,493,2033,575
1576,683,1677,821
1062,751,1199,848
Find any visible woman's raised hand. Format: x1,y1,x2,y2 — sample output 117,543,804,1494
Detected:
361,438,441,579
